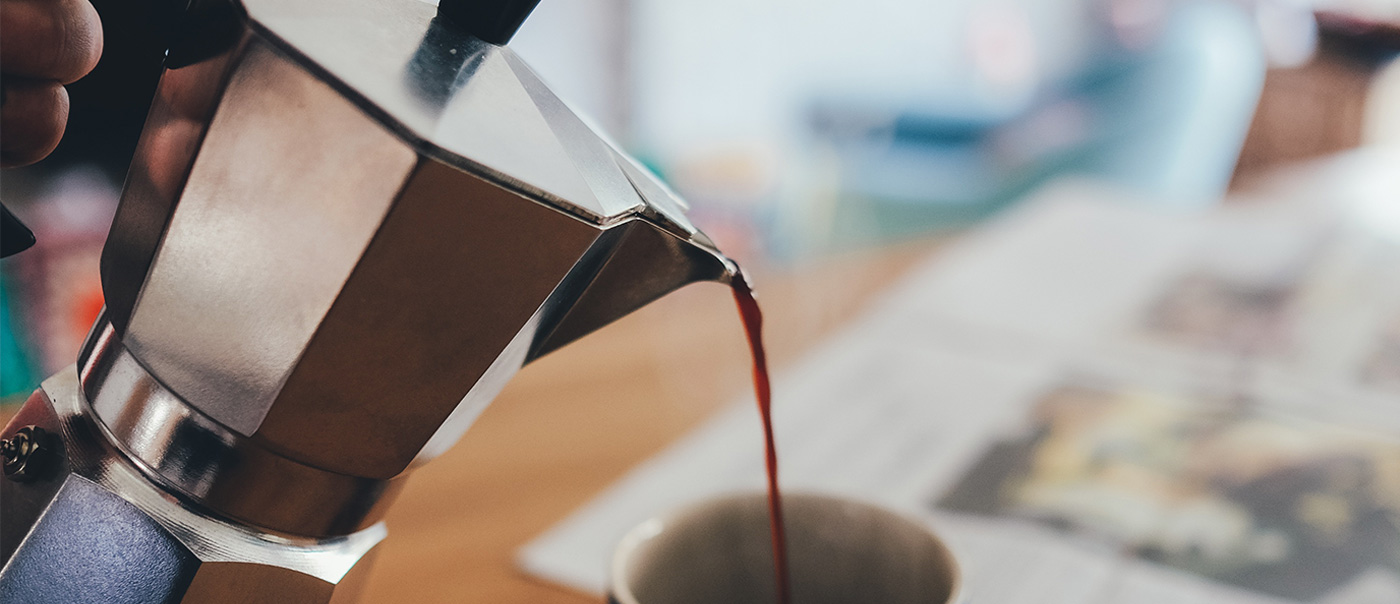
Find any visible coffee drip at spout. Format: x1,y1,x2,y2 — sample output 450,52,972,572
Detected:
82,0,737,538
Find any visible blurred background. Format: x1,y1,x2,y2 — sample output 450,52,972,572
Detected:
5,2,1400,602
3,0,1400,419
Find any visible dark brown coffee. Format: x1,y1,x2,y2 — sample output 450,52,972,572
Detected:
730,272,790,604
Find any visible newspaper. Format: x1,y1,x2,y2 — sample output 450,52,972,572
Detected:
518,176,1400,603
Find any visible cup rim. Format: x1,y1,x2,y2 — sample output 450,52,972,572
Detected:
609,490,964,604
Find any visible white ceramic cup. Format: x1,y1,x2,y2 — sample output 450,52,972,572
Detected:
610,492,964,604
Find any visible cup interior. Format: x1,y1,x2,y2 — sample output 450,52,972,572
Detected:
611,492,960,604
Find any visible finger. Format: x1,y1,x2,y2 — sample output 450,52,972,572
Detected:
0,0,104,84
1,78,69,167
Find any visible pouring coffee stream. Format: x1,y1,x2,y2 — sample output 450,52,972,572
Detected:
731,271,793,604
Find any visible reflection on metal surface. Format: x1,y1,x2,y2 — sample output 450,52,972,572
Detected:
506,51,646,219
243,0,666,225
82,319,401,536
414,299,545,465
101,20,250,336
0,369,384,601
9,0,742,598
95,1,735,486
62,0,735,568
528,221,737,361
435,42,604,214
253,158,601,478
124,38,418,437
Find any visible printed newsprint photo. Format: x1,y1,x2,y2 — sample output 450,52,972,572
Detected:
937,383,1400,602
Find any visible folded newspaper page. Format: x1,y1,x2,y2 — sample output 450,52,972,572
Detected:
519,175,1400,604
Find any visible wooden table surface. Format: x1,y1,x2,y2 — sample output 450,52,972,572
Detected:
354,240,940,603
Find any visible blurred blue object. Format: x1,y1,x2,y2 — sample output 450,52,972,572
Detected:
1075,0,1266,202
800,0,1266,248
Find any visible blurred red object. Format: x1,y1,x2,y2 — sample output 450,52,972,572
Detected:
6,168,116,374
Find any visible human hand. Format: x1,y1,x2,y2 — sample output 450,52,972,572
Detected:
1,0,103,167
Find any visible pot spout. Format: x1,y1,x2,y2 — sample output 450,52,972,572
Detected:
527,220,738,361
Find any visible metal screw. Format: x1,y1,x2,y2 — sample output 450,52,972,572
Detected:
2,426,52,482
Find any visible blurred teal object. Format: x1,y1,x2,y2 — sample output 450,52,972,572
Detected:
1070,0,1265,202
0,270,39,402
792,0,1265,252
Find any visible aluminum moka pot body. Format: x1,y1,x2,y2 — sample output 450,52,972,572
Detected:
0,0,733,601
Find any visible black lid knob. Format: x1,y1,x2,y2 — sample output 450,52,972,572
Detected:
437,0,542,45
